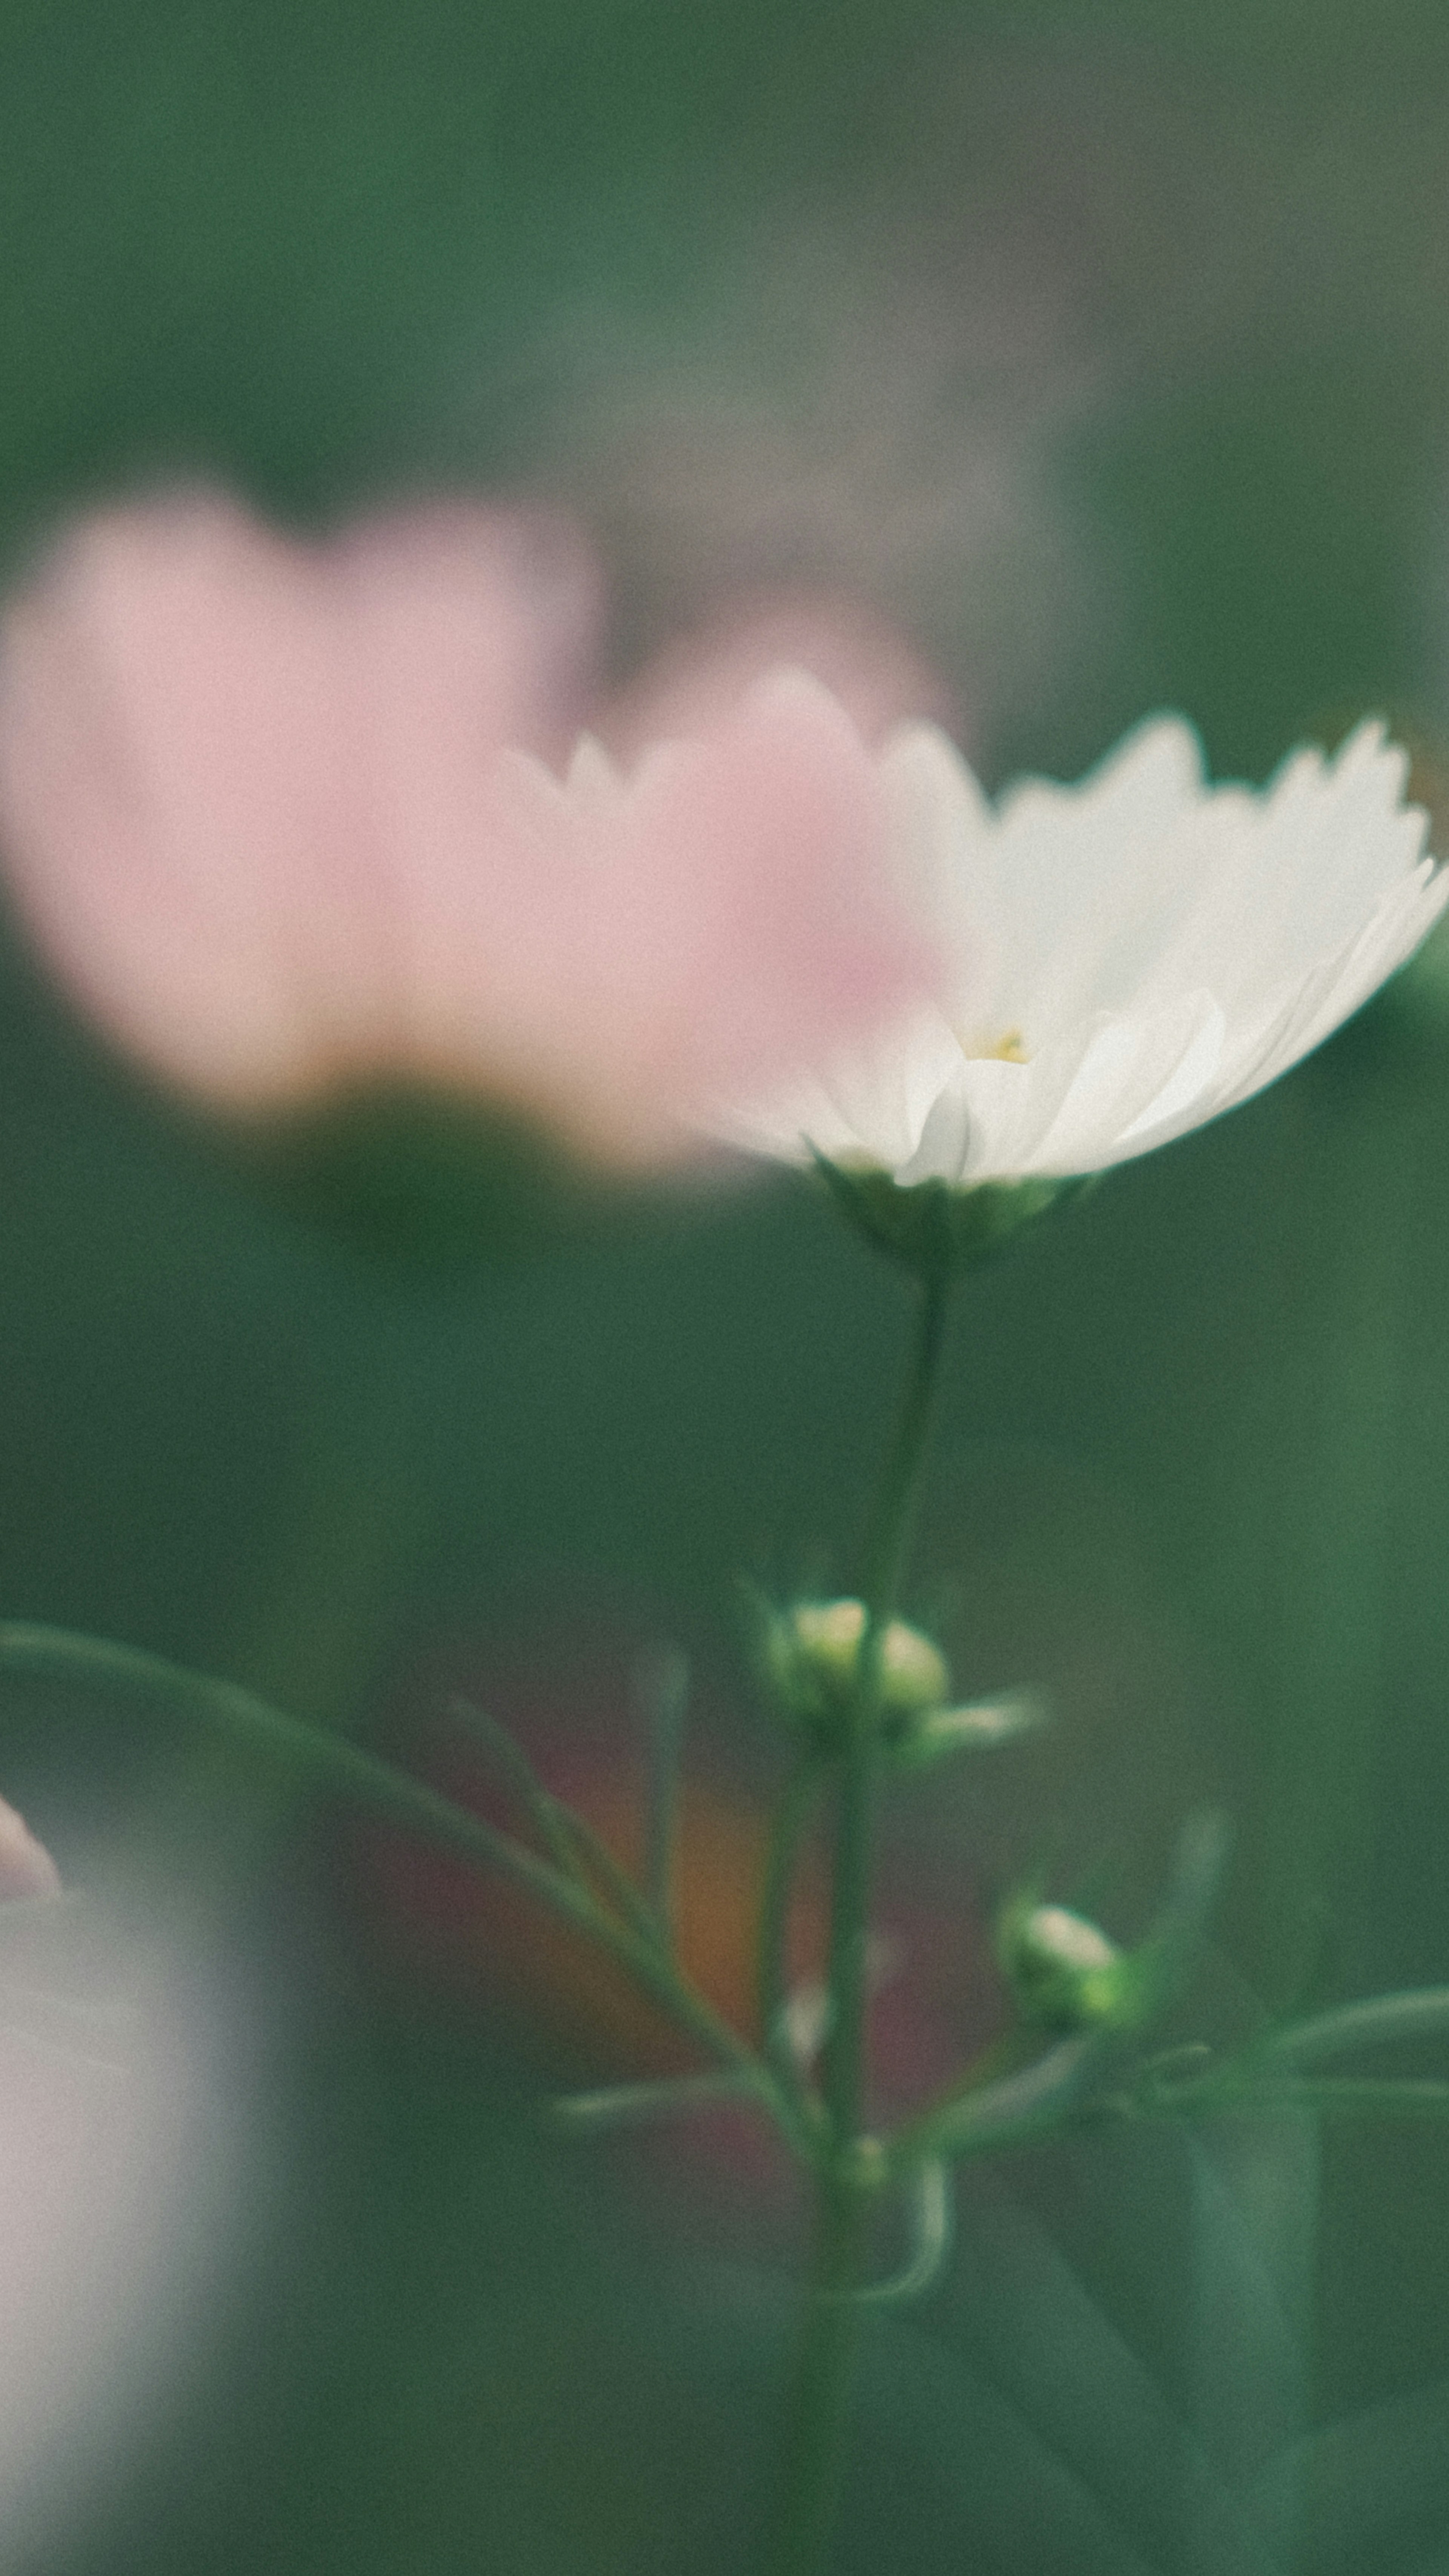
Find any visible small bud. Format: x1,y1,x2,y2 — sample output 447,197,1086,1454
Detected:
1000,1811,1232,2042
885,1686,1050,1772
764,1596,949,1748
0,1794,61,1901
1000,1898,1123,2033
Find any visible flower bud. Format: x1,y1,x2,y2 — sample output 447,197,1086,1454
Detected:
1000,1811,1232,2042
1000,1898,1122,2033
764,1597,948,1747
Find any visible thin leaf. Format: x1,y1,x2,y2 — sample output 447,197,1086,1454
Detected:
447,1694,585,1882
551,1806,663,1947
1248,2372,1449,2576
0,1622,595,1927
549,2070,751,2129
940,2156,1286,2576
0,1624,800,2142
1238,2076,1449,2119
1259,1985,1449,2068
898,2034,1100,2164
1186,2110,1318,2539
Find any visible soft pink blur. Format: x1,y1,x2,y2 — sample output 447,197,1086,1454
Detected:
0,491,944,1169
0,1795,60,1902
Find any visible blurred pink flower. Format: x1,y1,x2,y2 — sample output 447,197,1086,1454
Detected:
0,492,941,1169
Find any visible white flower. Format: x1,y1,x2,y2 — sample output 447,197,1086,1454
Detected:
728,714,1447,1186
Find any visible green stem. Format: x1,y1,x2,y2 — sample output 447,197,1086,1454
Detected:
823,1261,951,2145
764,1262,953,2576
761,2172,871,2576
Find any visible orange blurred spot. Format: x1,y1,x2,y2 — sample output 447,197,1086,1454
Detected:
364,1762,826,2084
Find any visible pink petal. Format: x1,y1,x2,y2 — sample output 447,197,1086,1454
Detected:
0,492,601,1103
0,494,945,1169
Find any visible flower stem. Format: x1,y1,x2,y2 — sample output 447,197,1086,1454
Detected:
762,1261,953,2576
824,1260,952,2145
761,2170,871,2576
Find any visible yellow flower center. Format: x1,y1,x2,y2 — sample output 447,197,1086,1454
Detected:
959,1027,1029,1063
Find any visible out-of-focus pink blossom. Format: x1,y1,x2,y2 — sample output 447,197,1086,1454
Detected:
476,670,932,1163
0,492,943,1169
0,492,599,1109
0,1795,60,1902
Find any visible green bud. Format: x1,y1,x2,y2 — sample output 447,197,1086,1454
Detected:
1000,1898,1125,2033
764,1597,949,1748
998,1811,1232,2042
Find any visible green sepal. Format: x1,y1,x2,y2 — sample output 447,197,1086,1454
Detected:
884,1687,1050,1772
812,1154,1094,1278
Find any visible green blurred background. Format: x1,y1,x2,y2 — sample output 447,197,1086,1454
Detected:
4,1,1449,2568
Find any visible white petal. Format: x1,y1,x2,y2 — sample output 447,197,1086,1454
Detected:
1178,724,1427,1015
878,723,993,972
720,1005,966,1175
976,718,1230,1041
898,1076,977,1186
815,1006,968,1171
952,1041,1091,1180
996,712,1205,830
1114,999,1230,1145
1026,993,1227,1175
1238,864,1449,1091
714,700,1445,1189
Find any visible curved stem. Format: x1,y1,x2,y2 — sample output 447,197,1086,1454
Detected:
764,1263,953,2576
